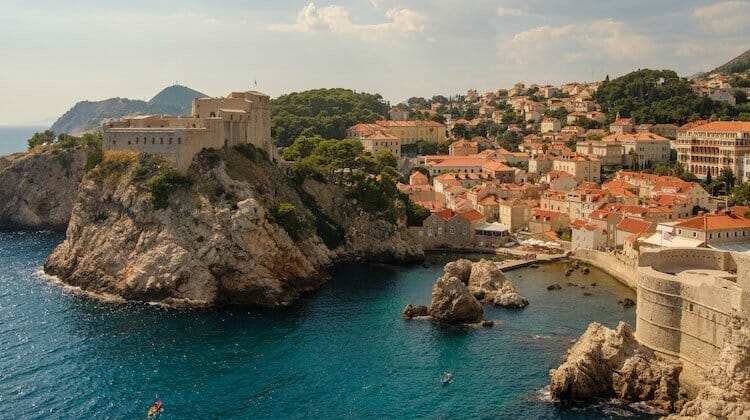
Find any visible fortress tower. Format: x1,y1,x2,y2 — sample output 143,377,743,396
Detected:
636,248,749,390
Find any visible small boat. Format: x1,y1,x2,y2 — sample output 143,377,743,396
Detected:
441,372,453,385
147,400,163,418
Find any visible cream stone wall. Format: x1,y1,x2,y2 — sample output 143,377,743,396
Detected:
103,91,273,172
636,248,748,389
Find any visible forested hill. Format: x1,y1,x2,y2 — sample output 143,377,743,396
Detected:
711,48,750,75
50,85,206,135
595,69,750,124
271,88,389,147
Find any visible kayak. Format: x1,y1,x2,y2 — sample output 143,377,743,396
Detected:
441,372,453,385
147,400,163,417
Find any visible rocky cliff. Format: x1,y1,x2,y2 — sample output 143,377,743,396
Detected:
44,146,423,307
549,321,685,413
0,145,95,230
670,315,750,419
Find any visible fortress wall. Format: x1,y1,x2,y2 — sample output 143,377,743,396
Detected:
636,248,744,390
572,249,638,289
103,128,219,171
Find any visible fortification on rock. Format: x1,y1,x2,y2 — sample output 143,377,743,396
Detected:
636,248,750,390
102,91,274,171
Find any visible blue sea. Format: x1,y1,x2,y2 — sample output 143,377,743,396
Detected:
0,232,655,419
0,126,46,156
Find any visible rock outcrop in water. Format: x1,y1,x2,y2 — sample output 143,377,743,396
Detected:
428,275,483,324
44,146,423,308
550,321,685,412
403,258,527,325
466,259,529,308
670,315,750,419
0,145,95,230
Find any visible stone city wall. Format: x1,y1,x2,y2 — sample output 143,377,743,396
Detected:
636,248,745,390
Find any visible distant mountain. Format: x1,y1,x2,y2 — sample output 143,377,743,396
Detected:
148,85,207,115
710,48,750,75
50,85,207,135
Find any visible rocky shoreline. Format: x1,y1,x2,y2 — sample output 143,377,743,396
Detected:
550,315,750,418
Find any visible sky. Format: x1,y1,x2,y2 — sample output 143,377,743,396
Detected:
0,0,749,125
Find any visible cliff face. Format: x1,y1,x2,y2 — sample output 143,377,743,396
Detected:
44,147,423,307
0,145,94,230
301,179,423,263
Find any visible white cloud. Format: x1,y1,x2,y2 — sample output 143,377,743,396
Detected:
499,19,656,65
267,2,425,42
693,1,750,36
496,6,526,17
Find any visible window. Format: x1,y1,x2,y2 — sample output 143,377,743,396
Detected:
178,138,182,145
152,138,155,145
160,138,163,145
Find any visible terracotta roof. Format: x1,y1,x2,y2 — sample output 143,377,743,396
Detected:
687,121,750,133
572,219,597,231
376,120,444,128
616,217,653,234
458,209,485,222
675,212,750,231
479,195,500,206
482,160,513,171
602,133,670,142
532,208,564,219
435,209,456,221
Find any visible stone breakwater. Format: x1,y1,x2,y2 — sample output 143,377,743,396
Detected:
403,259,528,326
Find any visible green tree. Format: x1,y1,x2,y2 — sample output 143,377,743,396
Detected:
27,130,56,149
282,135,325,160
373,149,397,169
731,182,750,205
271,88,388,147
718,166,737,190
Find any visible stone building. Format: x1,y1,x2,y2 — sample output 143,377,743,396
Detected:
103,91,272,171
676,121,750,180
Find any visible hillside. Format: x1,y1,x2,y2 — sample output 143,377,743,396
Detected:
711,48,750,75
595,68,750,124
50,85,206,135
271,88,389,147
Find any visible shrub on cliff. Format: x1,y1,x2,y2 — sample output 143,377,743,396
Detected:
269,201,307,240
145,169,191,209
84,151,103,172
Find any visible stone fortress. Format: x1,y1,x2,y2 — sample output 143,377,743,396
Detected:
636,248,750,390
102,91,273,171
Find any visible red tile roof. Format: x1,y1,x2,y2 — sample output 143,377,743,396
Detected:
616,217,653,234
675,212,750,231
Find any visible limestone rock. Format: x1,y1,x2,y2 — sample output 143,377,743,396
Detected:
403,304,429,319
443,259,473,284
670,315,750,419
44,148,423,308
0,145,94,230
550,321,685,412
467,259,529,308
428,275,483,324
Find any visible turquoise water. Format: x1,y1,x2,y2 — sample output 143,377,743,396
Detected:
0,126,45,156
0,232,653,419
